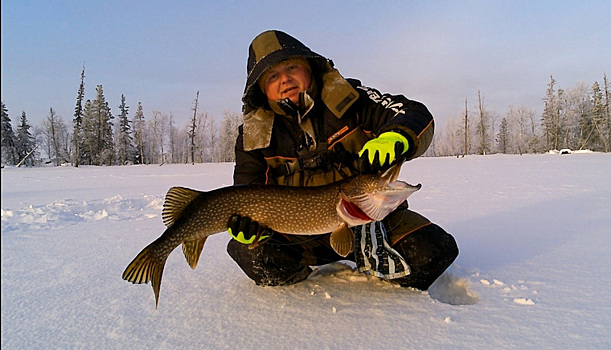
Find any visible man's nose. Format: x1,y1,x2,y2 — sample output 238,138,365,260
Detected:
278,71,292,83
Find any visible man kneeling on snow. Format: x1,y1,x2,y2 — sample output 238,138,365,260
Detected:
226,30,458,289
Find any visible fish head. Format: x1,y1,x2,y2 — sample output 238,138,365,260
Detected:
337,163,421,225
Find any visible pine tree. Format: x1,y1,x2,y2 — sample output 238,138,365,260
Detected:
73,66,86,167
463,98,469,156
16,111,37,166
116,94,135,165
590,81,609,152
604,74,611,152
81,100,95,165
132,102,146,164
542,75,562,151
497,118,509,154
92,85,114,165
1,102,19,165
476,90,493,155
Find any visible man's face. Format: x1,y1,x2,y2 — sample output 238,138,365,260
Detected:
261,60,311,105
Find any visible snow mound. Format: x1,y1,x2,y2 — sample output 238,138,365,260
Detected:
1,194,163,232
428,272,479,305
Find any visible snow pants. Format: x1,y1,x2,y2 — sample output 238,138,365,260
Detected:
227,203,458,290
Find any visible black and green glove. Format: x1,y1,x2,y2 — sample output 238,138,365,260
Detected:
227,214,271,245
358,131,409,174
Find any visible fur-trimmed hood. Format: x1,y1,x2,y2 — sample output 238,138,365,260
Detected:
242,30,359,151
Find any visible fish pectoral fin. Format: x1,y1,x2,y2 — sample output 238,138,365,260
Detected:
348,193,393,222
182,237,208,269
162,187,201,227
381,161,404,183
350,183,419,221
330,222,355,258
122,243,167,309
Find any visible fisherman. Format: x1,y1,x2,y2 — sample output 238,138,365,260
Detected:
227,30,458,290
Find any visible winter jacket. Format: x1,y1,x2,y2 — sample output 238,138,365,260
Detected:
234,30,434,187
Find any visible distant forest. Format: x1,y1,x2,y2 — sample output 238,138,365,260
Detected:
1,68,609,167
426,74,610,157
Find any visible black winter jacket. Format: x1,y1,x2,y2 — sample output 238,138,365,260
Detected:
234,78,434,187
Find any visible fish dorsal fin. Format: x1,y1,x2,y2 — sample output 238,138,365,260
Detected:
162,187,201,227
182,237,207,269
330,222,355,258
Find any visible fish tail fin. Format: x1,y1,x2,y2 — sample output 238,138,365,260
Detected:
122,244,167,308
182,237,208,269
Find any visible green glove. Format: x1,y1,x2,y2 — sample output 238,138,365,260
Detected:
358,131,409,174
227,214,270,244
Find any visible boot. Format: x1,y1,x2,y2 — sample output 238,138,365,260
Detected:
227,236,312,286
391,223,458,290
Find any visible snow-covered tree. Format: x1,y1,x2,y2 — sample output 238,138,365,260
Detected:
1,102,19,165
542,75,563,151
40,108,70,166
72,66,86,167
217,112,241,162
590,81,609,152
506,105,538,155
497,117,509,154
603,74,611,152
196,112,210,162
188,91,200,165
116,94,135,165
475,90,493,155
132,102,146,164
15,111,37,166
167,114,181,164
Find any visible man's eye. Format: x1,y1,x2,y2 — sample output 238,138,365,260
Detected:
267,73,278,82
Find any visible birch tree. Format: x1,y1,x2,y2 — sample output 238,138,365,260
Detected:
218,112,241,162
41,108,70,165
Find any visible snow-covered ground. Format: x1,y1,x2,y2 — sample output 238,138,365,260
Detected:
2,153,610,349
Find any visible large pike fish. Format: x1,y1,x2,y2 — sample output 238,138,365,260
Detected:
122,164,420,307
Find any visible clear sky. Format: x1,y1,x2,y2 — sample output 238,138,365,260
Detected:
2,0,609,129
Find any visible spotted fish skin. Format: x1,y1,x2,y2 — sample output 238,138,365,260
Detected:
122,164,420,307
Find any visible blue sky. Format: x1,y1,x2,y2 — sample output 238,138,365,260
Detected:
2,0,609,129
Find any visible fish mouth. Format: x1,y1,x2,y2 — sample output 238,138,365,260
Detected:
385,180,422,192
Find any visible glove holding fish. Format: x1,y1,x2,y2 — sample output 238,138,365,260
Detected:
122,163,421,307
227,214,272,245
358,131,410,174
